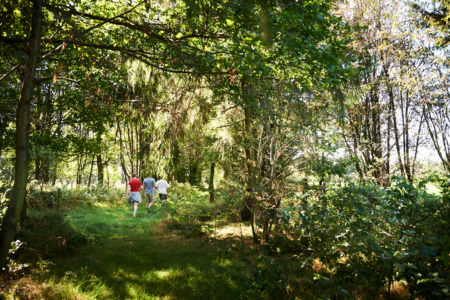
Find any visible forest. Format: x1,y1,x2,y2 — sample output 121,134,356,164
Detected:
1,0,450,299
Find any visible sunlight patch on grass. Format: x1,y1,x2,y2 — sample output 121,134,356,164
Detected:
215,258,235,267
44,276,114,300
153,270,175,280
113,268,139,280
92,203,110,209
214,223,253,238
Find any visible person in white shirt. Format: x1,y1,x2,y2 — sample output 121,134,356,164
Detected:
155,179,170,201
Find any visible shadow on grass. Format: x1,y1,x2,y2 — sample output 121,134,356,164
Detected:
44,207,252,299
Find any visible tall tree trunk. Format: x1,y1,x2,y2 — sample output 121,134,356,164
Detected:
20,196,27,223
52,153,58,186
389,87,405,177
424,107,450,172
106,162,110,187
404,91,412,181
386,102,391,186
88,156,94,188
35,156,41,181
188,163,200,186
0,0,43,269
128,123,134,173
241,78,254,223
97,154,104,186
76,156,81,186
136,126,140,176
42,161,50,183
117,120,130,182
209,162,215,203
412,110,424,179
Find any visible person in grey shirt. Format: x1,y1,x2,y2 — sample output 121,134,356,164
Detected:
142,175,157,213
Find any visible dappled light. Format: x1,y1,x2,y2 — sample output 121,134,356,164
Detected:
1,0,450,299
36,207,251,299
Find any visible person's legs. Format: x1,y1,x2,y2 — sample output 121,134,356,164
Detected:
146,194,154,212
159,194,167,213
133,201,138,217
146,194,150,208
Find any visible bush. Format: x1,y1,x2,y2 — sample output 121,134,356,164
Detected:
14,212,99,259
26,185,125,209
167,181,231,223
268,176,450,299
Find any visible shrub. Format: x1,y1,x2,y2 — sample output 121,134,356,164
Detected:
14,212,99,259
268,176,450,299
26,185,126,209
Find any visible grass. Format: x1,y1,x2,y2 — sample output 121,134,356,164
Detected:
4,204,253,300
0,199,422,300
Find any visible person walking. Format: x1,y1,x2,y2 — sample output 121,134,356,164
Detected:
155,178,170,201
142,174,157,213
126,173,142,218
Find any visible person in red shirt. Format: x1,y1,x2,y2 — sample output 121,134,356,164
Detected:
126,173,143,217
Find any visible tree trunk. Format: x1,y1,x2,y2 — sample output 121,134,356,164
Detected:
386,101,391,186
106,162,110,187
88,156,95,188
0,0,43,269
241,78,254,222
35,156,41,181
389,88,405,177
76,157,80,186
97,154,104,186
412,110,424,179
52,155,57,186
209,162,215,203
117,120,130,181
188,163,200,186
42,161,50,183
127,123,134,173
20,196,27,222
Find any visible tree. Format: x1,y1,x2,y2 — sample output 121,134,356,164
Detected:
0,0,359,263
333,0,437,184
0,0,43,271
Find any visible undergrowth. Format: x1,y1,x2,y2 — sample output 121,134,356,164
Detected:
1,178,449,299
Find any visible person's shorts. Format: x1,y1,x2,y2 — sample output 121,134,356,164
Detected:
145,194,155,203
159,194,167,201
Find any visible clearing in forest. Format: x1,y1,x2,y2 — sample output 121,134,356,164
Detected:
2,206,254,300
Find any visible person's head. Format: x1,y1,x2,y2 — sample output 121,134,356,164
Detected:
132,173,137,178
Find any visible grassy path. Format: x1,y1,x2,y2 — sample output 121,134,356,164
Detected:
40,206,251,299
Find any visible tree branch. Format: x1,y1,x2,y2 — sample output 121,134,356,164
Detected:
33,76,81,85
0,64,21,82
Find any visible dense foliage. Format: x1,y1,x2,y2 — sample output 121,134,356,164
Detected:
1,0,450,298
270,177,450,298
